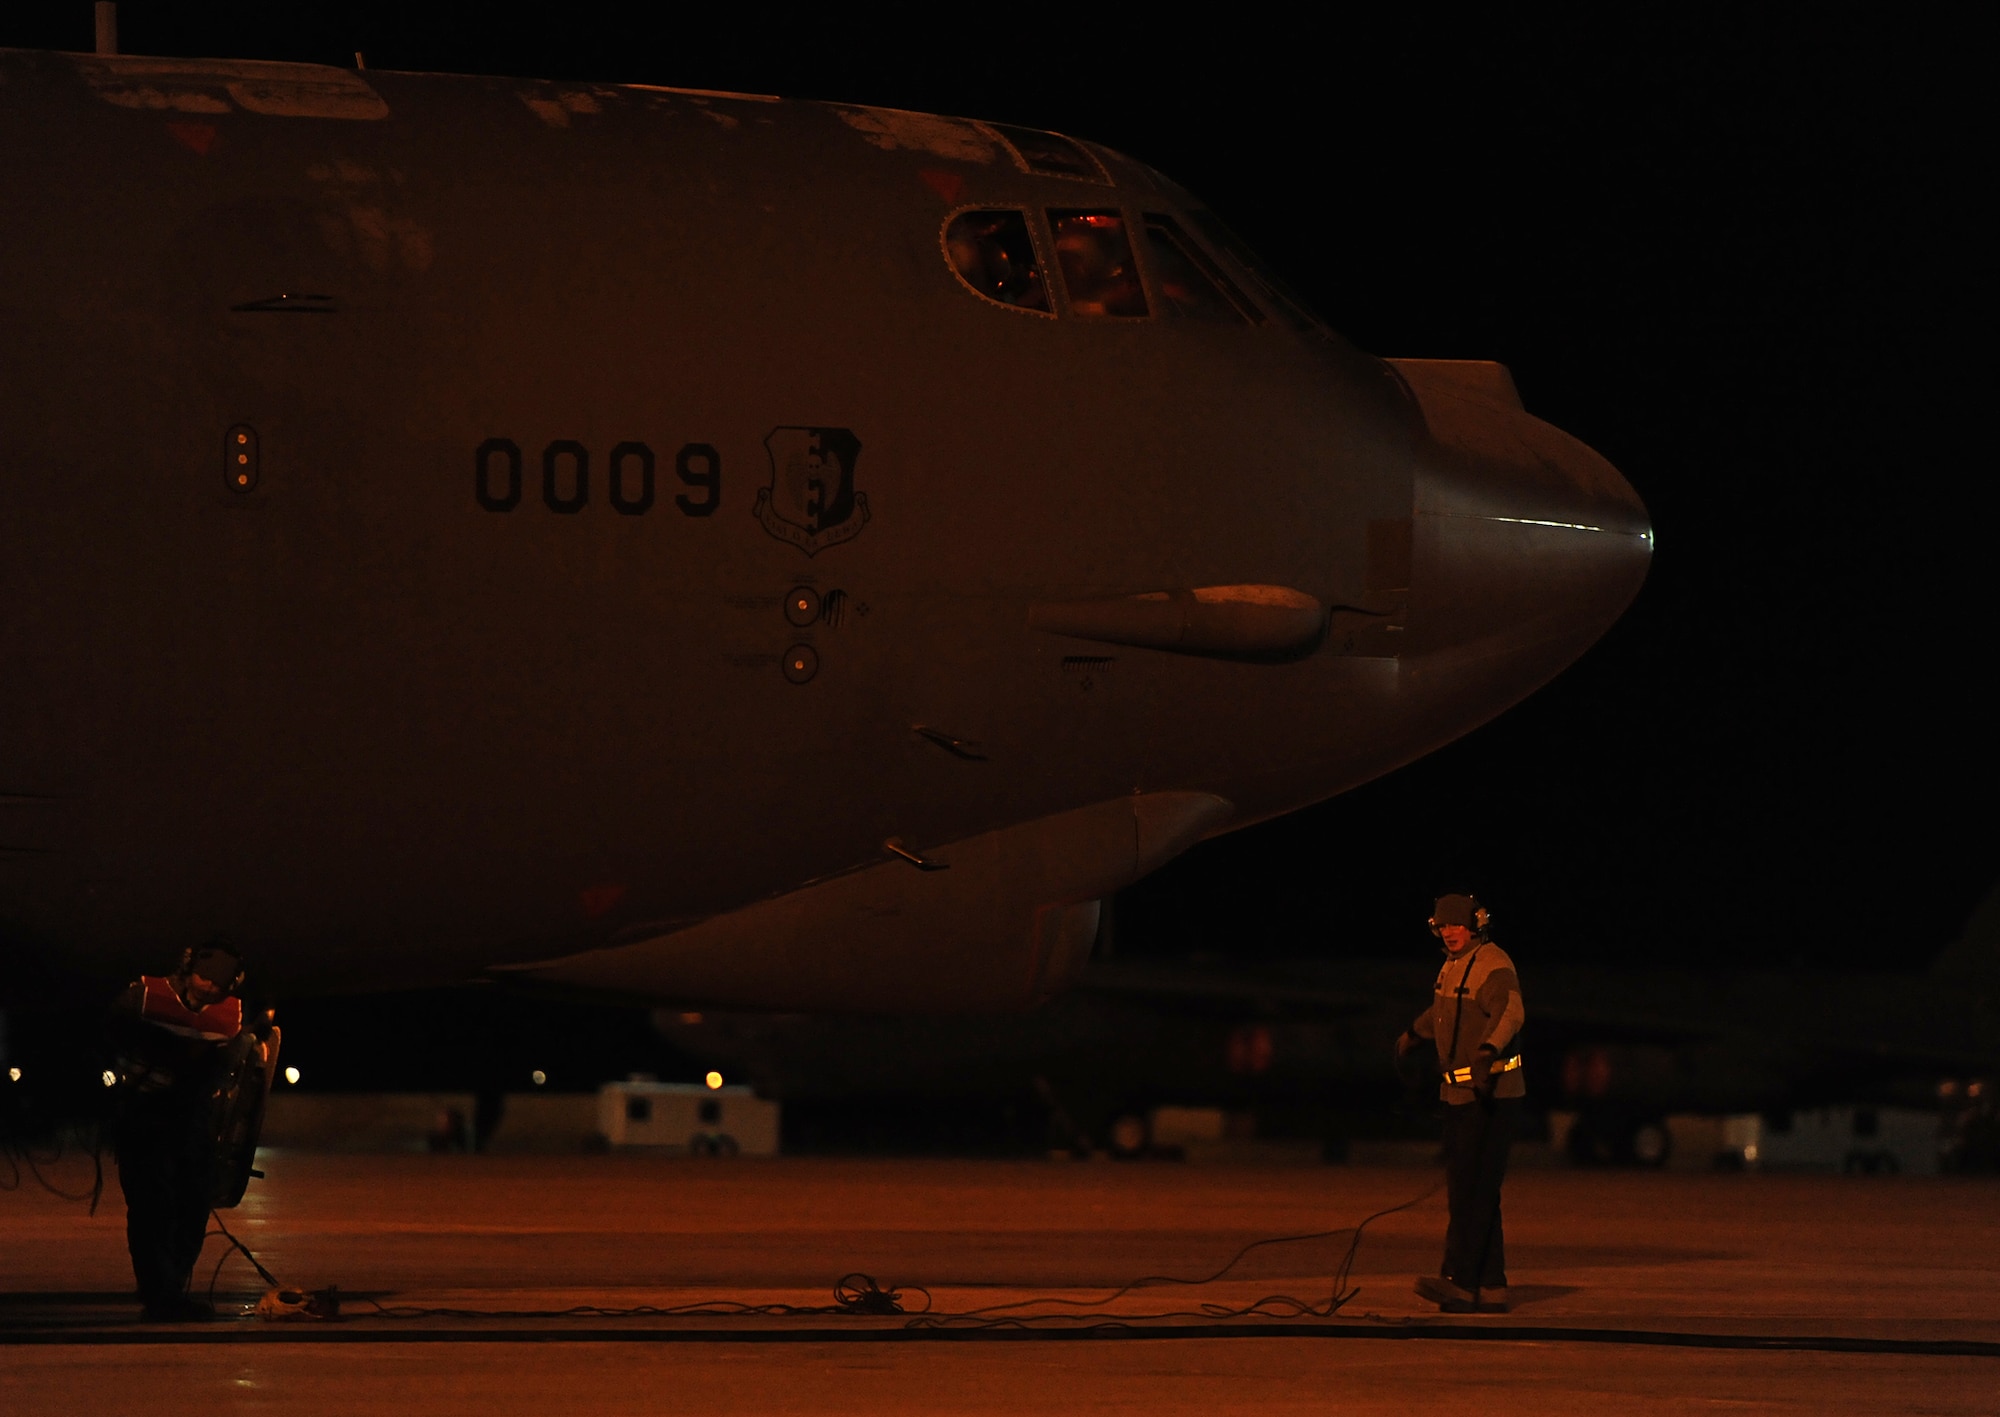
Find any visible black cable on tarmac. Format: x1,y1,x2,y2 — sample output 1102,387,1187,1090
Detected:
908,1175,1447,1329
0,1126,106,1213
196,1173,1449,1328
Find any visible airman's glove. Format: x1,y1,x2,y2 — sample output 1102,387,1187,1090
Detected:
1469,1043,1499,1098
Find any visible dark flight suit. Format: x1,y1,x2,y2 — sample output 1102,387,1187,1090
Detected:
1409,941,1525,1295
108,977,243,1314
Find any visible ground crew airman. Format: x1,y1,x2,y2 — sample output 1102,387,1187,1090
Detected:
1395,893,1525,1313
106,943,247,1321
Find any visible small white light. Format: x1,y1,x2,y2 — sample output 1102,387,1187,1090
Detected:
704,1070,723,1090
284,1066,301,1086
101,1070,117,1088
531,1069,547,1086
7,1066,21,1082
1744,1145,1759,1163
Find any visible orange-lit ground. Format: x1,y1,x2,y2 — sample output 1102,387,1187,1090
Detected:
5,1152,1998,1414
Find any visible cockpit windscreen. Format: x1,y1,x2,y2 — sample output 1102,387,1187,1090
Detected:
944,210,1052,313
1048,210,1148,318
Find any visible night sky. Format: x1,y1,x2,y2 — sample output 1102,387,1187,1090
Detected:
5,7,1990,977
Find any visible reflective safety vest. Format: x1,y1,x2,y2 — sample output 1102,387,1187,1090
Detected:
139,976,243,1042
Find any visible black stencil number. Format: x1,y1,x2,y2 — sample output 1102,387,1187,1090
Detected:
542,440,589,514
475,438,522,512
477,438,717,518
675,443,720,516
609,442,656,516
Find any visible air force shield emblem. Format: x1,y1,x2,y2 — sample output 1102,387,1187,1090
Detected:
754,427,871,556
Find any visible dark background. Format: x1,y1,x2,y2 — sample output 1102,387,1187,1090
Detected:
3,6,1989,1022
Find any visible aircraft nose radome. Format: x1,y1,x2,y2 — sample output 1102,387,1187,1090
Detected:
1392,363,1651,660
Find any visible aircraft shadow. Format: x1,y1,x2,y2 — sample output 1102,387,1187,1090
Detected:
1505,1284,1581,1308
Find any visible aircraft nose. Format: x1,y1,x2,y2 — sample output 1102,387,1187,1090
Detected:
1391,362,1652,662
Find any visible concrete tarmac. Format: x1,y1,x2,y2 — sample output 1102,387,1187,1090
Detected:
5,1149,1998,1414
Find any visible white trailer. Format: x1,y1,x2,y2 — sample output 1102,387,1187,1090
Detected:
596,1081,780,1156
1712,1106,1940,1175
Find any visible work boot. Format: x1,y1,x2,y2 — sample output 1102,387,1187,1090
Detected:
1474,1286,1509,1313
1413,1275,1477,1313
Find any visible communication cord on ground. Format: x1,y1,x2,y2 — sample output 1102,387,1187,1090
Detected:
1,1126,106,1214
207,1202,932,1322
341,1272,933,1322
907,1174,1447,1329
198,1172,1448,1328
207,1210,341,1321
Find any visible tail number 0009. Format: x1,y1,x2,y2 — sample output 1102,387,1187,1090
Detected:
475,439,720,517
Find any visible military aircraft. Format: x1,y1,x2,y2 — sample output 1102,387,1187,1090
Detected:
0,47,1649,1014
657,906,2000,1164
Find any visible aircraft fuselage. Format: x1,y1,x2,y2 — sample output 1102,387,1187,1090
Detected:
0,52,1650,1004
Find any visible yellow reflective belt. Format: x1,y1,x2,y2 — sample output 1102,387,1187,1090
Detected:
1445,1054,1524,1085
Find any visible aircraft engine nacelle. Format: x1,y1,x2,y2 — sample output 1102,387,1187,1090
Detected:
502,792,1232,1013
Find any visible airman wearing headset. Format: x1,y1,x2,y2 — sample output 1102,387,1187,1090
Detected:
107,942,252,1321
1394,893,1525,1314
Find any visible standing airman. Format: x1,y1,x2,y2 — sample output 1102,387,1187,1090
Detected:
1396,893,1525,1313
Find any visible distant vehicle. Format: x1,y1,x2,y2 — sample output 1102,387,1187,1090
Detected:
1691,1107,1942,1175
1,47,1647,1021
597,1080,778,1157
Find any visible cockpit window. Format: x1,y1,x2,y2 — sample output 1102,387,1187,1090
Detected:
1047,210,1148,318
943,209,1052,314
1183,209,1329,338
988,123,1109,182
1141,213,1259,324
